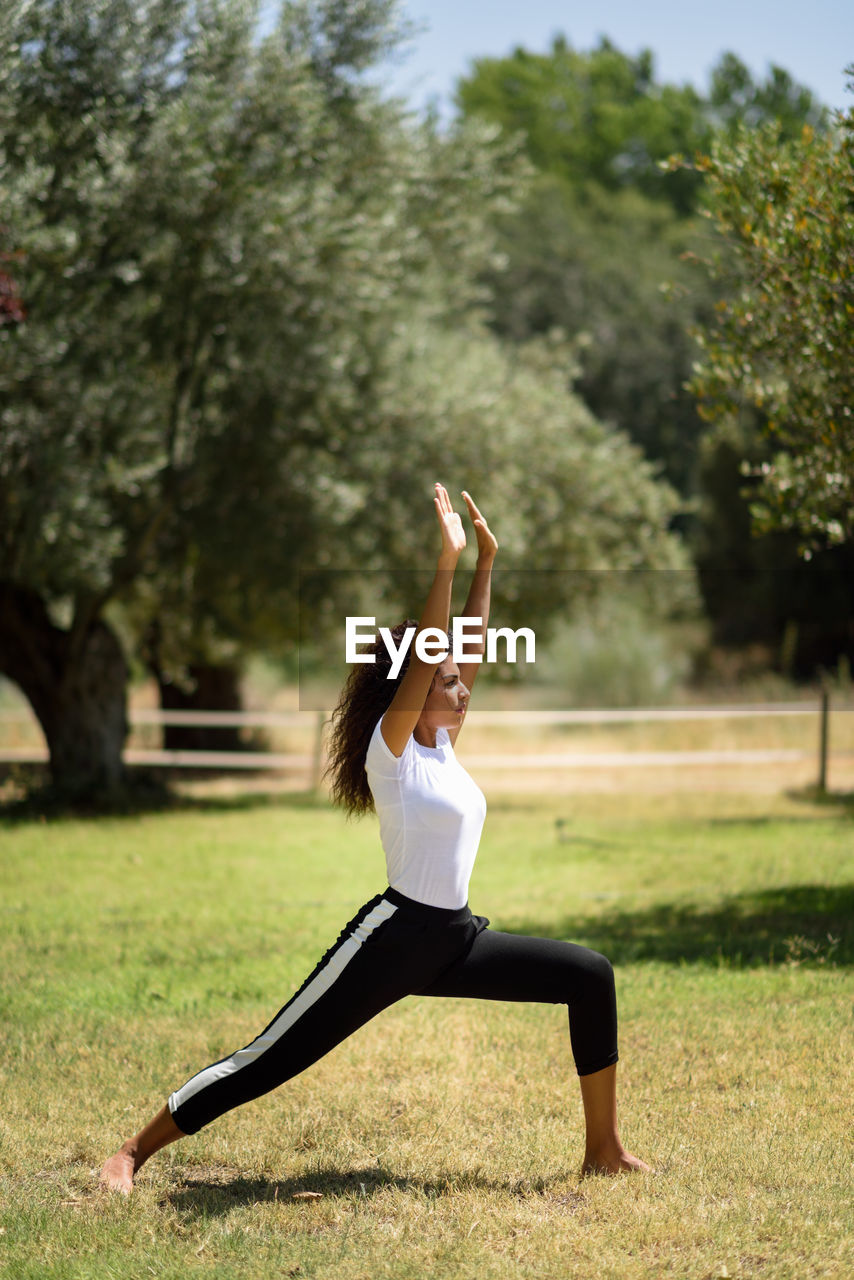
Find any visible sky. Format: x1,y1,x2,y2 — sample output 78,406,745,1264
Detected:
261,0,853,114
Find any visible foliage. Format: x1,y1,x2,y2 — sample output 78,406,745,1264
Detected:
0,0,508,668
693,432,854,669
0,2,689,685
533,586,697,706
483,176,713,496
707,51,829,142
454,36,851,678
456,35,709,216
0,2,697,805
456,39,830,508
293,314,694,696
334,321,691,573
457,38,828,219
686,88,854,550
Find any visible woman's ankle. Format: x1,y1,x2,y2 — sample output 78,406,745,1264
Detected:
583,1136,625,1166
582,1141,652,1175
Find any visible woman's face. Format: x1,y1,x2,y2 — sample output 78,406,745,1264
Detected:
419,656,470,731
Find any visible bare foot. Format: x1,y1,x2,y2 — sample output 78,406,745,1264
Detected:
581,1146,653,1176
98,1103,185,1194
99,1145,138,1194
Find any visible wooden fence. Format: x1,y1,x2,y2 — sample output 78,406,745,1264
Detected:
0,692,846,791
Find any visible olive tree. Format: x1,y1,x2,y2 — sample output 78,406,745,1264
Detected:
687,86,854,550
0,1,690,799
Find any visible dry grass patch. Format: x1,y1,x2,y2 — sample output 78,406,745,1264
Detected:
1,786,852,1278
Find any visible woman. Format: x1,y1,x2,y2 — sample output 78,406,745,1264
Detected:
100,484,649,1193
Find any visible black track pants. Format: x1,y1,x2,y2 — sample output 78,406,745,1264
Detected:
168,887,619,1135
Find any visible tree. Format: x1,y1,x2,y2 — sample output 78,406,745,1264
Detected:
458,39,828,219
692,430,854,674
456,40,830,501
708,52,829,142
0,1,689,800
295,312,695,699
0,0,494,794
483,176,713,497
455,36,846,676
455,39,722,501
687,87,854,550
457,35,709,217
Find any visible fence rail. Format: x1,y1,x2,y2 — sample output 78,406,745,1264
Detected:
0,699,830,730
0,695,849,790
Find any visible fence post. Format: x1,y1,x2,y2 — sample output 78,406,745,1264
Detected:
311,710,325,792
817,687,830,794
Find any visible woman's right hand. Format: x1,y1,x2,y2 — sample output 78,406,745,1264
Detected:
380,483,464,757
434,482,466,561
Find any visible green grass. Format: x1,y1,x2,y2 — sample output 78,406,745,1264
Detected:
1,786,852,1279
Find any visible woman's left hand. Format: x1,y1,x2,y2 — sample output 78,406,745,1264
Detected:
462,491,498,562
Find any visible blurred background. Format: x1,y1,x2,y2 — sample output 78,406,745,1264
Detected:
1,0,852,804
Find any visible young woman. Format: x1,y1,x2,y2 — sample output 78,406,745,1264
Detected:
100,484,649,1193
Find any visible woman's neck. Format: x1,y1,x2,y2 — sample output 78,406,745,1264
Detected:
413,720,438,748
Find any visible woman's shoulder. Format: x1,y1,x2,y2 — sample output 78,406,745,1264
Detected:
366,713,412,774
367,717,453,773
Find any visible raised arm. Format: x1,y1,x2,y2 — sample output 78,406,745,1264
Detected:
380,483,466,758
454,490,498,704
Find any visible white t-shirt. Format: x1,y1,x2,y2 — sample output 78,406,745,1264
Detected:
365,715,488,909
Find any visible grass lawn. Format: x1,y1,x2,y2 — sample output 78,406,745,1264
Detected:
0,783,851,1279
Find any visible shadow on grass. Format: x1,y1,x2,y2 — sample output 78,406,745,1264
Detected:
0,767,328,824
786,784,854,818
507,882,854,968
169,788,330,815
165,1163,574,1217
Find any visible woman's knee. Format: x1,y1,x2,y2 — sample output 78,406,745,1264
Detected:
575,946,615,1001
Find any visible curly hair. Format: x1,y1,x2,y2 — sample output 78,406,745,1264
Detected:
324,619,446,817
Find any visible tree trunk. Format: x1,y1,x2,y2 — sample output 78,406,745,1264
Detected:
0,582,128,798
155,661,246,752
